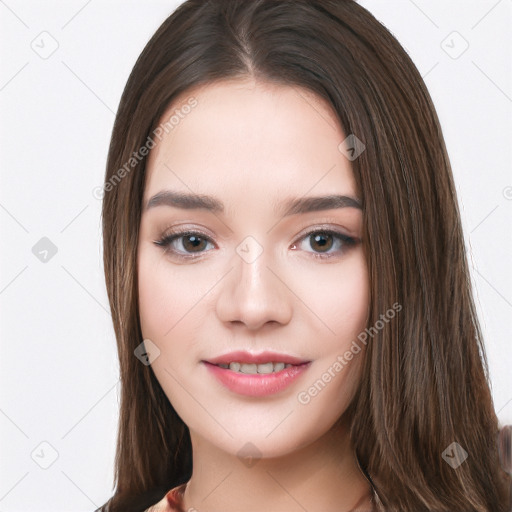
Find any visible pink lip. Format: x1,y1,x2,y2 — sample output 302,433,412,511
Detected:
202,359,312,397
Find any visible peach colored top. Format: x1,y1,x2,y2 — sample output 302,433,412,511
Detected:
144,481,383,511
143,483,186,512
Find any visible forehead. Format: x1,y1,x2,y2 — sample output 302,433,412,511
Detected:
144,78,358,204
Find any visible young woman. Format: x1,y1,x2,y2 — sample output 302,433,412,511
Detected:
96,1,512,511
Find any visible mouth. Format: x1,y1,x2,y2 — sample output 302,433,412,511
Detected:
202,351,312,397
207,361,304,374
203,350,310,373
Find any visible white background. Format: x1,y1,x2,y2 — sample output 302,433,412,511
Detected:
0,1,511,510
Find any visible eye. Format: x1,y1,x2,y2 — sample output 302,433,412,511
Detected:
153,227,359,261
153,230,215,259
291,229,358,259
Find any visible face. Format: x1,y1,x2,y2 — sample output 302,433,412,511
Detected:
137,78,369,458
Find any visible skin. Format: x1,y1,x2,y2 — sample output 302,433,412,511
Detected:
138,77,373,512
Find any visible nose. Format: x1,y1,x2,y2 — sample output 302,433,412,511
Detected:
215,242,293,331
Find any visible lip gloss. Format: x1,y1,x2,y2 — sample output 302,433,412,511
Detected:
203,361,311,397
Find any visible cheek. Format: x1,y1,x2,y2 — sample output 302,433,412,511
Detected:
137,245,187,341
332,261,369,342
318,254,369,404
137,243,216,350
293,249,369,345
293,250,368,402
138,256,171,340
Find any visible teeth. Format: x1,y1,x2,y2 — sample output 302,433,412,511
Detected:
251,362,272,374
216,362,293,373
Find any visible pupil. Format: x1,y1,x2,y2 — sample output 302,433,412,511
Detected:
184,235,206,252
311,233,333,253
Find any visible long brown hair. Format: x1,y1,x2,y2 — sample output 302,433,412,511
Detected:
98,1,511,510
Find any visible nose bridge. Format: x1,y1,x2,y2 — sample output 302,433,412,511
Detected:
236,235,272,293
215,234,293,329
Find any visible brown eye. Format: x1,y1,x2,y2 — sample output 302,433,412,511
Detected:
309,232,334,253
154,230,215,258
293,229,358,259
181,234,208,252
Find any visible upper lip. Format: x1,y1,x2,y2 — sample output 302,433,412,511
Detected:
204,350,310,366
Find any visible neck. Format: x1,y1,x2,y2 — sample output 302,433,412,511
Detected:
182,417,373,512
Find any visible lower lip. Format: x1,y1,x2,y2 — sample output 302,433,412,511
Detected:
203,361,312,397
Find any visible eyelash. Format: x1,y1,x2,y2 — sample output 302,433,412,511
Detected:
153,226,359,261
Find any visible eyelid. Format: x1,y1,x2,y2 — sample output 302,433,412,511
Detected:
292,217,357,238
157,224,217,244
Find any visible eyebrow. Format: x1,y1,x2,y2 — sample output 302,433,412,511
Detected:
143,190,362,216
